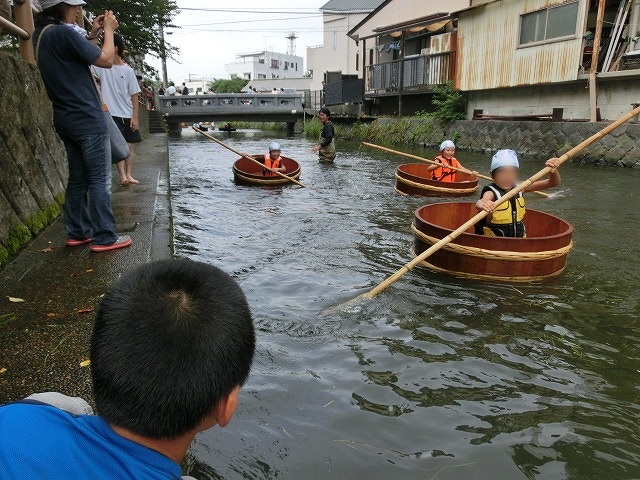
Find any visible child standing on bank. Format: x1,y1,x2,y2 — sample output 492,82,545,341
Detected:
475,149,560,237
428,140,475,182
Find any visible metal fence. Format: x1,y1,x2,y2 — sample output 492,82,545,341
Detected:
365,52,454,93
323,78,363,106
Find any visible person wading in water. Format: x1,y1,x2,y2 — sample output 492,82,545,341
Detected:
312,107,336,163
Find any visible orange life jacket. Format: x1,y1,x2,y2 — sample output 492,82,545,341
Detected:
263,153,282,176
431,156,460,183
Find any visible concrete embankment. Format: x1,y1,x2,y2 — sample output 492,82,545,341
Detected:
336,117,640,167
0,134,172,404
0,53,151,269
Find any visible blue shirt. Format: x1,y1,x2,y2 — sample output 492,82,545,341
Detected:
0,403,182,479
34,24,107,137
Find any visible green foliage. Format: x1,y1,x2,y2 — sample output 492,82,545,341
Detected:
415,82,466,122
88,0,179,74
303,117,323,138
210,77,249,93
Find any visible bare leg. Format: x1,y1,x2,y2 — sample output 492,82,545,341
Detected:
125,143,139,184
116,159,128,185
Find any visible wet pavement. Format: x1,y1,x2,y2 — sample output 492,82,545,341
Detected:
0,134,171,404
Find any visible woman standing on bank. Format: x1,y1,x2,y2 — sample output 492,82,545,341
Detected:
312,107,336,163
34,0,131,252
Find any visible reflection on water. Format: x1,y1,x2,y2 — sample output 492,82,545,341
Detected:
169,129,640,479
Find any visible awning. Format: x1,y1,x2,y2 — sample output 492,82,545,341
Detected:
388,19,451,38
359,13,451,40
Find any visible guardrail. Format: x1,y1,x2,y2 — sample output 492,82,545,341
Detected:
0,0,36,63
364,52,454,94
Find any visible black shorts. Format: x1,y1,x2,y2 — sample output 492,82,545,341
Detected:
111,116,142,143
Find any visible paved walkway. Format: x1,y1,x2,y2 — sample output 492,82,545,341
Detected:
0,134,172,404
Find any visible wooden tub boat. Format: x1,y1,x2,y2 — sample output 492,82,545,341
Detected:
232,155,301,186
219,124,237,132
412,202,574,282
395,163,479,197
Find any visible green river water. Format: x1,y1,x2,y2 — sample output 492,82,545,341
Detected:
168,129,639,480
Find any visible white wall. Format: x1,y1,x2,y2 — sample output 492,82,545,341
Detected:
466,75,640,121
306,11,369,91
225,51,304,80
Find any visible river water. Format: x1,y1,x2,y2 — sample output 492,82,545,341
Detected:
168,129,639,480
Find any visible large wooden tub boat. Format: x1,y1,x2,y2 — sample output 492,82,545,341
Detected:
412,202,574,282
232,155,301,186
395,163,479,197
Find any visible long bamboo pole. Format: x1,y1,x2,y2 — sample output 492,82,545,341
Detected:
362,142,551,198
193,126,308,188
353,105,640,301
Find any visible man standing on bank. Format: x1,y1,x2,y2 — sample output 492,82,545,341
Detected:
92,34,142,186
34,0,131,252
312,107,336,163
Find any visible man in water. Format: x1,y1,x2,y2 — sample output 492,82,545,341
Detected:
312,107,336,163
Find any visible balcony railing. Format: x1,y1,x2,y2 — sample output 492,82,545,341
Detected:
365,52,455,94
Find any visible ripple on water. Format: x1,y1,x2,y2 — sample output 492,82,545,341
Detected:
171,131,640,479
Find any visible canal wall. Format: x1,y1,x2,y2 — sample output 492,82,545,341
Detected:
0,53,152,269
0,53,67,268
339,117,640,167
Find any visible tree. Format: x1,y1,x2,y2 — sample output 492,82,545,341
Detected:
87,0,179,74
210,77,249,93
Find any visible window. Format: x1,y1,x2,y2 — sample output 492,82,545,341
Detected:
271,59,279,69
519,1,579,46
257,74,267,79
258,58,265,64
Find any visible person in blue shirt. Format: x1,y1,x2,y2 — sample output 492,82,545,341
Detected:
0,259,256,479
33,0,131,252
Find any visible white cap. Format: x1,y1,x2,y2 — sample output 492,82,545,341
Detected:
491,149,519,171
439,140,455,151
268,141,281,152
40,0,86,9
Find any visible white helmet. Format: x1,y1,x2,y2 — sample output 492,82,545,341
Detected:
268,141,281,152
491,149,519,172
439,140,455,151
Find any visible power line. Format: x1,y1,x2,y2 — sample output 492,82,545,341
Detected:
179,14,322,27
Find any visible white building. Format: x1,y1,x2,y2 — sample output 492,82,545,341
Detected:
306,0,384,91
224,50,304,81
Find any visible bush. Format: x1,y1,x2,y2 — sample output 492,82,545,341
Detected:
416,82,466,122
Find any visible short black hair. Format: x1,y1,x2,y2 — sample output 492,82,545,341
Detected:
91,259,255,439
319,107,331,118
113,33,125,59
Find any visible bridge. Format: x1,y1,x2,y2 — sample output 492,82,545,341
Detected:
156,93,305,132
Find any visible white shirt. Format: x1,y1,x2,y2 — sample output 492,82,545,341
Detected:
166,85,176,95
91,63,141,118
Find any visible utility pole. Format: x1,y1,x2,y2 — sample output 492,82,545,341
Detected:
159,21,168,86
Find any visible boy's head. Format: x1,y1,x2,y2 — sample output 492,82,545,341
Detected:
91,259,255,440
268,141,281,159
490,149,520,188
113,33,125,59
439,140,455,159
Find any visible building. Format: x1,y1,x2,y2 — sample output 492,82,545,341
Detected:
306,0,385,92
225,50,304,81
455,0,640,121
347,0,471,115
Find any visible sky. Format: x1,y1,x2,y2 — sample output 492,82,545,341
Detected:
146,0,328,83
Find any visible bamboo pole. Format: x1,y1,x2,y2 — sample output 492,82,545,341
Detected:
352,105,640,301
362,142,551,198
192,126,308,188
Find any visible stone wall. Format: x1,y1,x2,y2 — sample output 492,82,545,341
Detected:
0,53,67,267
345,117,640,167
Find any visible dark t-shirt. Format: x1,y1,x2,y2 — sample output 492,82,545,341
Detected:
34,24,106,137
320,121,335,147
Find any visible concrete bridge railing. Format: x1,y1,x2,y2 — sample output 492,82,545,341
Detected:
156,93,305,129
